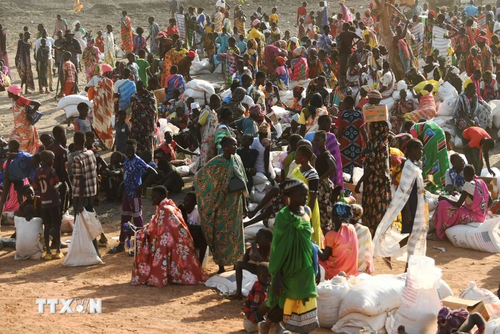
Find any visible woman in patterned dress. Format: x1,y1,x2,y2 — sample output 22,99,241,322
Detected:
130,81,157,153
131,186,207,286
7,85,40,154
121,11,134,54
92,64,114,149
194,136,247,274
82,39,100,82
336,96,367,178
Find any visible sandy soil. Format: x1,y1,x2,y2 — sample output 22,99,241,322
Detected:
0,0,500,333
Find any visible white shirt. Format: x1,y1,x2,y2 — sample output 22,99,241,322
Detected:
250,137,276,180
186,206,200,225
114,79,127,93
86,75,103,88
34,37,55,59
494,21,500,34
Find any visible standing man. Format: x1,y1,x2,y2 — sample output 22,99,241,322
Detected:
71,131,101,256
34,29,55,92
47,126,70,214
147,17,160,55
103,25,116,66
52,14,67,38
337,22,362,76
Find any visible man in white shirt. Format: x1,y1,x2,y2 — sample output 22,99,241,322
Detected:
494,14,500,34
34,28,55,91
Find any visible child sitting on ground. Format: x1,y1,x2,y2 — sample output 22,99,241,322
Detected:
113,109,130,154
179,192,207,264
74,102,92,133
32,150,63,260
243,263,270,333
319,202,359,279
154,130,198,165
350,204,374,274
230,228,273,300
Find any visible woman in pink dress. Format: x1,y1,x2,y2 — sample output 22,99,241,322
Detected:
433,165,491,240
7,85,40,154
132,186,207,286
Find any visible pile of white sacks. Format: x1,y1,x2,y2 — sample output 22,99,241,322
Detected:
317,255,500,334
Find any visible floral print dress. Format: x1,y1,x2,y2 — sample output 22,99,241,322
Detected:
130,91,157,153
131,198,207,286
361,121,392,234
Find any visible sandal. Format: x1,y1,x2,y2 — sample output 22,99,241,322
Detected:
108,244,125,254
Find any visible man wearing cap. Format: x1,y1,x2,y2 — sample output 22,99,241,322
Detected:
55,29,81,80
177,50,196,82
34,28,55,91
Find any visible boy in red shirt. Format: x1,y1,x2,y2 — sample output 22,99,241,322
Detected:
243,263,270,333
32,150,63,260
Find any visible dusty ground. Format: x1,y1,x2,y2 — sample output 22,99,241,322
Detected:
0,0,500,333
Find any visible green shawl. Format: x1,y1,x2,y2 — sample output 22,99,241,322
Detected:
267,206,318,309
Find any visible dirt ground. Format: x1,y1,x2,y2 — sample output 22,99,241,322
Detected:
0,0,500,333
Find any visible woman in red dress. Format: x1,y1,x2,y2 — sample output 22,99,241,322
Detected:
131,186,207,287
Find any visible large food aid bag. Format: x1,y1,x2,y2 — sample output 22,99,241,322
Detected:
338,274,405,318
389,255,442,334
64,104,80,118
317,275,351,329
57,94,93,110
205,270,257,296
14,217,43,260
436,97,457,116
332,312,387,334
185,79,215,96
183,88,206,100
459,281,500,304
485,318,500,334
63,209,103,267
445,217,500,253
438,81,458,102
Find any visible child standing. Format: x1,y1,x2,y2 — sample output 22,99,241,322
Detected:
32,150,63,260
114,110,130,154
179,192,207,263
135,49,151,86
133,27,148,55
230,228,273,300
243,263,271,333
108,139,157,254
62,51,76,96
74,102,92,133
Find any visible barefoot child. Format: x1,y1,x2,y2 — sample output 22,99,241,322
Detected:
231,228,273,300
180,191,207,263
108,139,158,254
33,150,63,260
243,263,271,333
74,102,92,133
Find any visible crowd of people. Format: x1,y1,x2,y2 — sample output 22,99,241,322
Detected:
1,0,500,332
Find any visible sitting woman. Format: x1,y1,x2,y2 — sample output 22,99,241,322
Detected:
319,202,359,280
405,83,437,122
432,164,492,240
131,186,207,286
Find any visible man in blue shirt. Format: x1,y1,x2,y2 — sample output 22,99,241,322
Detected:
464,1,479,17
114,68,137,113
109,139,157,254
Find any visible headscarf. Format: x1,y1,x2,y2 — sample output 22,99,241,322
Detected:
7,85,22,96
367,90,382,99
365,9,371,15
258,122,271,136
293,85,304,94
428,10,436,17
293,46,306,57
333,202,353,222
187,50,196,58
252,19,261,27
276,56,286,66
249,104,262,117
101,64,113,73
231,87,246,102
73,20,80,28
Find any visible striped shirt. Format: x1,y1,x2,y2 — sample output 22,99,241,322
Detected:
117,79,136,111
